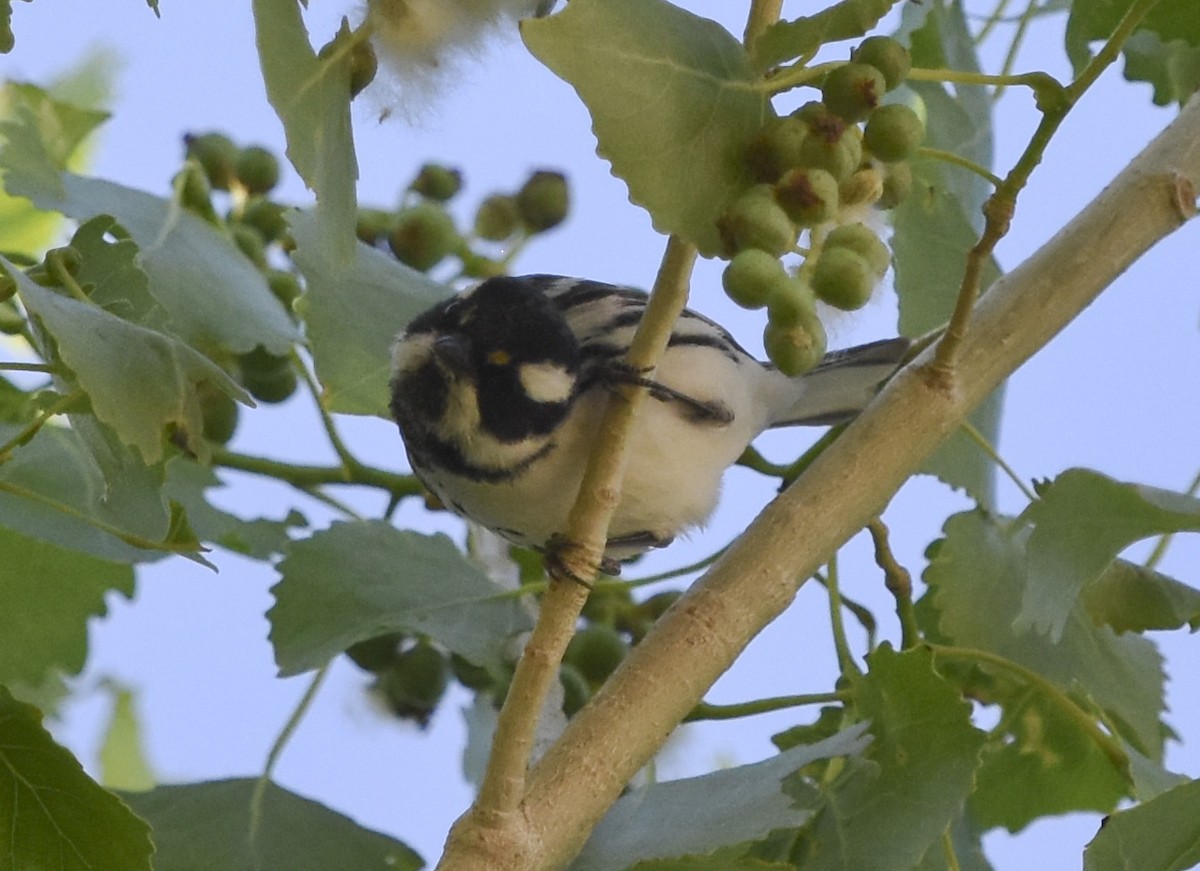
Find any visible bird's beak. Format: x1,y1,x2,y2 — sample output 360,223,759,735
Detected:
432,333,473,376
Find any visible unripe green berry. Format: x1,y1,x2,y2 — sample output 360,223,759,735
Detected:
580,583,634,625
559,663,591,716
449,653,495,692
356,208,394,246
184,132,238,190
877,160,914,209
744,115,808,182
235,145,281,195
474,194,520,241
564,624,629,687
230,224,267,268
516,170,570,232
349,39,378,97
864,104,925,162
346,633,405,673
766,277,818,327
388,202,459,271
824,222,890,277
718,185,798,257
764,315,827,376
812,246,876,310
0,301,24,334
839,166,885,207
797,118,863,182
822,62,887,122
196,380,239,445
237,346,298,404
377,642,449,725
175,162,218,222
266,269,302,310
851,37,911,91
722,249,789,310
774,167,839,227
410,163,463,202
459,252,505,280
239,197,288,242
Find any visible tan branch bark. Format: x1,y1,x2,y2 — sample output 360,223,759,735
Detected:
513,95,1200,871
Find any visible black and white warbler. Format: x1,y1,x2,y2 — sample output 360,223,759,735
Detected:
389,275,908,570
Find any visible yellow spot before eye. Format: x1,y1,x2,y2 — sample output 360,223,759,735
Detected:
487,349,512,366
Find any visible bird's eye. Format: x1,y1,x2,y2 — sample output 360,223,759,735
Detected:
487,349,512,366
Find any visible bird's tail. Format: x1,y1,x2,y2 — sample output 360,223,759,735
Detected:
770,337,911,427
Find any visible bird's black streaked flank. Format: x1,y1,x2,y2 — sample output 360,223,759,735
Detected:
389,274,909,569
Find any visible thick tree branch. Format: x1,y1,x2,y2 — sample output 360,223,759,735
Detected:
516,95,1200,871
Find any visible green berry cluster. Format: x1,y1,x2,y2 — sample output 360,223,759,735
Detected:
346,634,451,727
342,564,683,723
718,36,923,375
174,133,304,432
355,166,570,279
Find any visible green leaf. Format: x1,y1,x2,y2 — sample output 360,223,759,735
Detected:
1083,777,1200,871
68,214,171,331
1016,469,1200,641
1066,0,1200,76
1082,558,1200,633
0,526,133,685
0,422,168,561
752,0,897,70
924,511,1165,762
0,1,15,54
912,811,994,871
290,210,449,416
0,84,301,356
570,725,871,871
523,0,771,257
98,684,156,792
0,685,154,870
970,684,1129,831
1122,29,1200,106
253,0,358,264
7,259,247,465
793,646,986,871
269,520,534,676
162,457,306,558
0,82,109,200
892,1,1004,507
121,778,423,871
0,54,115,255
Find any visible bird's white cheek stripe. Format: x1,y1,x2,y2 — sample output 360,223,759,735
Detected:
439,381,481,439
391,333,435,374
518,361,574,404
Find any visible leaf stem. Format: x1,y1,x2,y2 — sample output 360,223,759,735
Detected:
685,691,845,722
825,554,861,678
917,147,1003,188
928,643,1130,776
907,66,1061,94
0,478,205,556
959,418,1037,502
0,361,53,373
941,826,963,871
0,389,81,463
926,0,1158,384
211,445,422,502
812,571,877,652
992,0,1041,102
1144,463,1200,570
249,662,331,844
867,518,919,649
